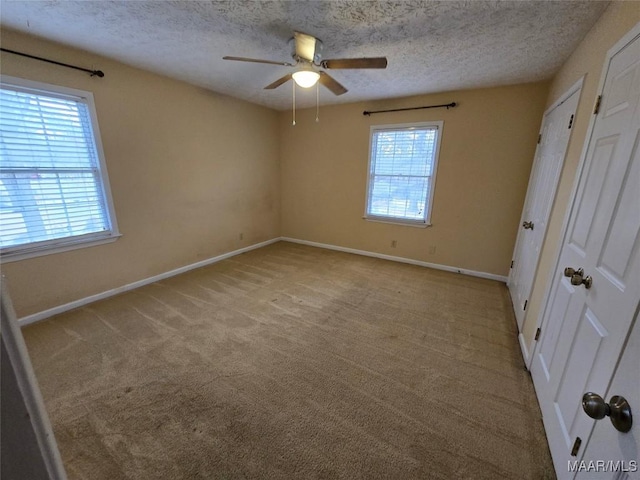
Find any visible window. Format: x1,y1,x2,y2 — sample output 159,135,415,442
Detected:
365,121,442,226
0,76,119,261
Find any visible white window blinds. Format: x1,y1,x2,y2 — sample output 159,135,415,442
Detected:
366,123,442,225
0,80,117,258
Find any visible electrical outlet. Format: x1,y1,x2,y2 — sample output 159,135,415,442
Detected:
391,240,397,248
428,245,436,254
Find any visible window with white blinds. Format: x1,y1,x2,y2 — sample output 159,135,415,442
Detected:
365,122,442,225
0,77,119,260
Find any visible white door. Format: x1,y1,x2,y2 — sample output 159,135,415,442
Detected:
530,27,640,479
575,316,639,479
509,86,581,331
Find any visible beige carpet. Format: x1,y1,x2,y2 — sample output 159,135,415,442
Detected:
23,241,555,479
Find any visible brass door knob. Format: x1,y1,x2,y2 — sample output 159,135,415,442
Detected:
568,268,592,289
582,392,632,433
522,221,534,230
564,267,583,278
570,273,584,286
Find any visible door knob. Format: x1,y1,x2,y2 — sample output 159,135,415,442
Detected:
522,221,534,230
564,267,582,277
582,392,632,432
571,270,592,289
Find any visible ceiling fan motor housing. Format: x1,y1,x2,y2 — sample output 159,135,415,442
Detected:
288,36,323,64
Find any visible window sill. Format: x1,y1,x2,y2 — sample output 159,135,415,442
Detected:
0,233,122,263
363,216,432,228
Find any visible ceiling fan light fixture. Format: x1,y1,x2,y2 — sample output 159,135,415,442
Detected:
292,70,320,88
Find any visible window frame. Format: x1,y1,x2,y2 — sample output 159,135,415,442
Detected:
364,121,443,227
0,75,120,262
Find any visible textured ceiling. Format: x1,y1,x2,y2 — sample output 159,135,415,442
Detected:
0,0,609,110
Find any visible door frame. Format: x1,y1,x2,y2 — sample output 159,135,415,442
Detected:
509,76,583,334
527,21,640,371
1,280,68,479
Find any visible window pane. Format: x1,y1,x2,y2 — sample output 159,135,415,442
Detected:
0,172,108,247
370,175,429,220
0,90,98,170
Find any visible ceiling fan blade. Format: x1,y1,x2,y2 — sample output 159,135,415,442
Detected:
223,56,294,67
264,74,293,90
293,31,317,62
321,57,388,69
318,72,347,96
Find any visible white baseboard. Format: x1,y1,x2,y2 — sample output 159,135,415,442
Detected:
18,237,281,327
281,237,508,283
519,332,531,368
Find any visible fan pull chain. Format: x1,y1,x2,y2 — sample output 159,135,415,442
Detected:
316,81,319,122
292,81,296,126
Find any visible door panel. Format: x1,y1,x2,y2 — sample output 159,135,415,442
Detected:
509,88,580,330
597,133,640,286
531,30,640,479
604,61,636,118
568,136,618,254
554,307,607,442
539,280,574,380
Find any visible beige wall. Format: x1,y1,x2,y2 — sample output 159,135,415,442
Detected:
521,3,640,350
280,82,549,277
0,29,281,317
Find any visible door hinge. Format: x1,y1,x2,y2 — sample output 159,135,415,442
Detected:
535,327,541,341
571,437,582,456
537,133,542,144
593,95,602,115
510,260,514,269
568,114,574,129
524,300,528,311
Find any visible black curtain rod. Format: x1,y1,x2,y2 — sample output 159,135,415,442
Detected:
0,48,104,78
363,102,456,116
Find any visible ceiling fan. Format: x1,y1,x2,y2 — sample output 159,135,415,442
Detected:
223,31,387,96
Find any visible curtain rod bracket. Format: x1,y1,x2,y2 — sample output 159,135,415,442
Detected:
0,48,104,78
363,102,456,116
